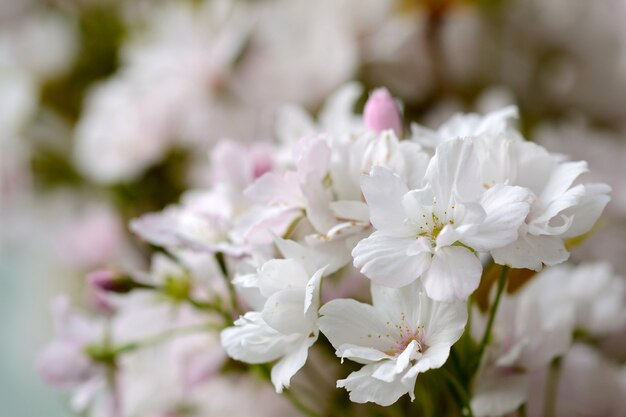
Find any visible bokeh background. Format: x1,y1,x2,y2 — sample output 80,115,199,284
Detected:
2,0,626,416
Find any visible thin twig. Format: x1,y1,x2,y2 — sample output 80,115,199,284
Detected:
474,266,508,372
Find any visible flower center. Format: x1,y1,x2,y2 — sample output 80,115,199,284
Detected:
391,316,427,356
414,206,456,244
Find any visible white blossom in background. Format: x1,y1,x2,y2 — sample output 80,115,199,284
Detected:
319,282,467,406
526,344,626,417
522,262,626,337
37,297,111,415
470,278,575,417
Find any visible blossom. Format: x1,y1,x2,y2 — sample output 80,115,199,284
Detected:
525,344,625,417
474,135,612,271
318,282,467,406
130,185,249,257
520,262,626,336
221,258,326,392
353,138,530,301
412,107,611,271
470,278,575,417
363,87,403,136
36,297,109,414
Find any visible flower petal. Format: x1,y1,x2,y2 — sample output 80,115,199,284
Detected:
361,167,411,235
422,246,482,302
270,337,316,393
461,184,530,251
353,232,431,288
319,299,396,354
491,233,569,271
337,363,412,406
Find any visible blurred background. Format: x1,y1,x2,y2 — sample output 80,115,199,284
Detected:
1,0,626,415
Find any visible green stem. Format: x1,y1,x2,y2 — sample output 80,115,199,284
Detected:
186,297,232,322
441,368,474,417
475,266,508,372
88,322,220,361
215,251,239,317
543,357,562,417
283,389,323,417
518,404,527,417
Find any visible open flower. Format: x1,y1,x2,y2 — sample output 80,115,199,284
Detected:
353,138,530,301
221,258,326,392
319,282,467,406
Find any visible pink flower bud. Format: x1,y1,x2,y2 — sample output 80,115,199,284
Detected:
363,88,403,136
87,269,118,291
87,269,138,293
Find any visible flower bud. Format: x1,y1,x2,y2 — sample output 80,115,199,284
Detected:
86,269,142,293
363,88,403,136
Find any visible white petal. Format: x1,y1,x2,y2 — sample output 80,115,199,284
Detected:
330,200,370,222
538,160,587,203
422,246,482,302
471,371,529,417
370,282,425,331
372,340,416,382
244,172,302,206
560,183,611,238
220,312,292,363
304,266,325,315
337,363,412,406
530,184,585,234
425,138,482,205
262,289,310,335
361,166,412,235
461,184,530,251
399,141,430,189
302,171,336,234
257,259,309,298
338,344,393,364
408,344,452,376
491,233,569,271
353,232,431,288
422,299,468,347
319,299,396,354
270,337,316,393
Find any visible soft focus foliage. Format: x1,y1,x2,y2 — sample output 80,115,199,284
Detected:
1,1,626,417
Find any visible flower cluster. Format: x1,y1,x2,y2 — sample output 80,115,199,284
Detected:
38,87,623,417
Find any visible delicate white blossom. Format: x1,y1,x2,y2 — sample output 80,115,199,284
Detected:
319,282,467,406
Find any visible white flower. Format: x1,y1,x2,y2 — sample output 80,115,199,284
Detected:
522,262,626,337
36,297,108,414
318,282,467,406
411,107,611,271
526,344,625,417
410,106,519,148
130,185,248,256
221,258,325,392
474,135,612,271
353,138,530,301
471,280,575,417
